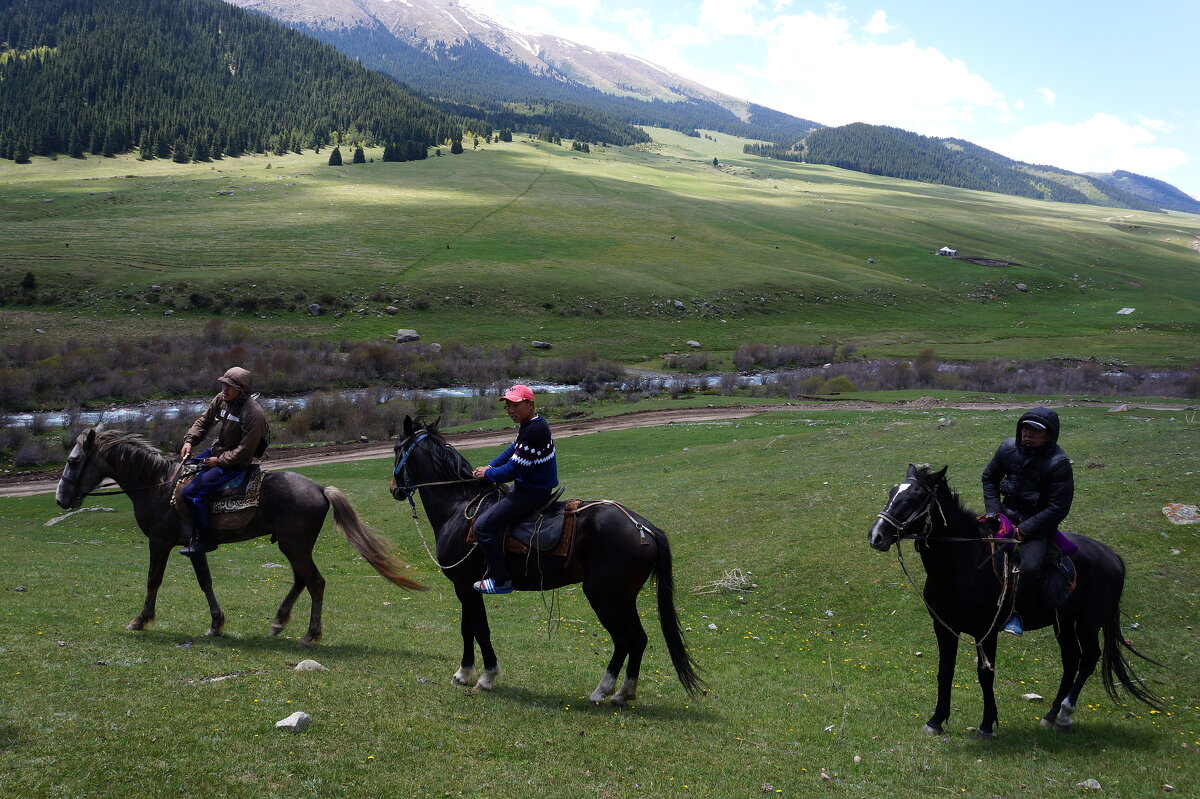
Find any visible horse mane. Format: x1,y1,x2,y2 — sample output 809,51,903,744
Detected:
912,465,982,531
423,430,475,480
95,430,173,483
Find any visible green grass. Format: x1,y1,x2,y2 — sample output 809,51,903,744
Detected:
2,130,1198,366
1,406,1197,797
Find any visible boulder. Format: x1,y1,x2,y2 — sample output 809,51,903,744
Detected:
385,305,399,315
294,659,329,672
531,340,552,349
686,340,701,348
275,711,312,732
307,303,321,316
163,309,174,317
1015,283,1029,292
394,329,420,343
670,299,685,310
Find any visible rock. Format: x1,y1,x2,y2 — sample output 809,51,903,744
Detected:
1109,403,1130,413
686,340,701,348
670,299,685,310
1163,503,1200,525
275,711,312,732
1075,778,1101,790
334,312,343,319
150,285,162,292
707,623,718,630
358,435,368,443
1021,693,1043,701
385,305,399,315
937,417,953,428
307,303,321,316
294,659,328,672
531,340,552,349
1015,283,1029,292
429,342,442,353
867,258,875,263
394,329,419,343
163,309,174,316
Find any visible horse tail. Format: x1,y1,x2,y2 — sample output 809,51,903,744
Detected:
651,526,706,697
1100,611,1162,710
324,487,427,591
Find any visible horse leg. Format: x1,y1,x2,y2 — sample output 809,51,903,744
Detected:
269,580,305,636
612,602,647,706
278,541,324,648
187,552,226,637
975,634,1000,738
585,596,646,706
925,623,959,734
452,580,498,690
1043,619,1081,729
1055,623,1101,732
128,538,173,630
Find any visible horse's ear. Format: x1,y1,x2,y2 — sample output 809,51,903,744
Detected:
85,428,97,447
933,465,948,483
403,415,414,437
429,416,442,435
906,463,917,478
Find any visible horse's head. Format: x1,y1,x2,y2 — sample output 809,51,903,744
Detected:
867,464,948,551
390,415,450,501
56,425,108,510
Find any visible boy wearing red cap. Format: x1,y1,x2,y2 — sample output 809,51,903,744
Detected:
470,384,559,593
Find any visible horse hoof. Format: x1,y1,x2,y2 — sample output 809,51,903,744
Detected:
975,729,996,740
126,619,149,631
452,667,477,686
205,628,223,637
1053,722,1074,733
922,724,943,735
1040,718,1054,728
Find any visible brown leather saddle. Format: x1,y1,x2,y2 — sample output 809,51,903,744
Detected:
468,497,582,561
986,536,1077,606
171,464,265,531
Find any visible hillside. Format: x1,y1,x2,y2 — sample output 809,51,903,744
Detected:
0,0,483,163
2,128,1198,367
745,123,1165,213
1089,170,1200,215
225,0,822,144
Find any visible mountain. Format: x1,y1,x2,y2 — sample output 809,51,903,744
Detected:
0,0,482,163
1088,170,1200,215
745,123,1169,213
224,0,822,144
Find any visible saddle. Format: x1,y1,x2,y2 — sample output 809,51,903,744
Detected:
468,497,582,560
980,514,1077,607
171,464,265,530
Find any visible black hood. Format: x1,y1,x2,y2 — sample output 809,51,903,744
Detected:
1016,406,1060,446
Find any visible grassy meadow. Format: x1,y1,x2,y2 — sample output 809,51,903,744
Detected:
1,406,1197,798
2,129,1199,366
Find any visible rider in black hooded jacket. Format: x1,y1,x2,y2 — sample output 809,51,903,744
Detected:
982,406,1074,635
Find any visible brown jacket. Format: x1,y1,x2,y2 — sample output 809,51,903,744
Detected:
184,393,268,469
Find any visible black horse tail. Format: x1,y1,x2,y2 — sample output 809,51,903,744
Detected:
651,526,706,697
325,487,427,592
1100,607,1162,710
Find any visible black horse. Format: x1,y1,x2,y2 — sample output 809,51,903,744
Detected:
868,464,1158,737
389,416,703,702
56,427,424,646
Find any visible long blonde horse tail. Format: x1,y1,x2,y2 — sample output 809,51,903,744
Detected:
324,486,427,591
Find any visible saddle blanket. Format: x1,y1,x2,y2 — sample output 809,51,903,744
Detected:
173,464,265,515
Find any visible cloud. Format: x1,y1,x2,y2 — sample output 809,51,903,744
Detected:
864,10,895,36
699,0,763,36
981,113,1190,175
1038,87,1056,105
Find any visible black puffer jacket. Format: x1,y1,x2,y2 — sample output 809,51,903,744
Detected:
981,407,1074,540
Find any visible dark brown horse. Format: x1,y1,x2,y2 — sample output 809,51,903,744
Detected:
55,427,424,646
868,465,1159,737
389,416,703,702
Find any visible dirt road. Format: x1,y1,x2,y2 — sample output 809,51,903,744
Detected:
3,398,1183,499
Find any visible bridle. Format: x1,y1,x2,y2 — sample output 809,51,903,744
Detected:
391,430,480,506
60,438,185,504
876,478,947,543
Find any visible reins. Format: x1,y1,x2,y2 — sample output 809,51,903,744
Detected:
884,485,1014,671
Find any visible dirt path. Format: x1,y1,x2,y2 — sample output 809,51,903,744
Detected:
3,399,1185,499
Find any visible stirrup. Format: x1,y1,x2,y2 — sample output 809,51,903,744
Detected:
1002,615,1023,637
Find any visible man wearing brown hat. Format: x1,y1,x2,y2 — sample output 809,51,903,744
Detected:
178,367,269,556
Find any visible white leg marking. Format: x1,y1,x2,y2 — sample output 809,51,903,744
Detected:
1055,699,1076,730
452,665,477,686
474,666,500,692
612,678,638,706
589,672,617,703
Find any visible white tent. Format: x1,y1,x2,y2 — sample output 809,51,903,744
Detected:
937,246,957,256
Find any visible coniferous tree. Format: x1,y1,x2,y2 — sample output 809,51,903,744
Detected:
352,146,365,163
171,136,190,164
450,138,463,155
13,140,31,164
327,146,343,166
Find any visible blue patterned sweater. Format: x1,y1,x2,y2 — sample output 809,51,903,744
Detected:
486,415,558,493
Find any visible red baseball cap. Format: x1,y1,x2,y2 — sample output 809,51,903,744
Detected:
500,384,535,403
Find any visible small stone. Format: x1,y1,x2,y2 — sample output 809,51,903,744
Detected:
275,711,312,731
307,303,321,316
1015,283,1029,292
1021,693,1043,701
386,305,399,315
1162,785,1174,792
531,340,552,349
163,309,174,316
853,755,862,764
707,623,718,630
293,659,328,672
13,586,27,592
1075,778,1102,790
686,340,701,348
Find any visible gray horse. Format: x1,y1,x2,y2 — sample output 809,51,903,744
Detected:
56,427,424,646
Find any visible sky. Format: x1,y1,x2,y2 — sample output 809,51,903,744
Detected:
464,0,1200,199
